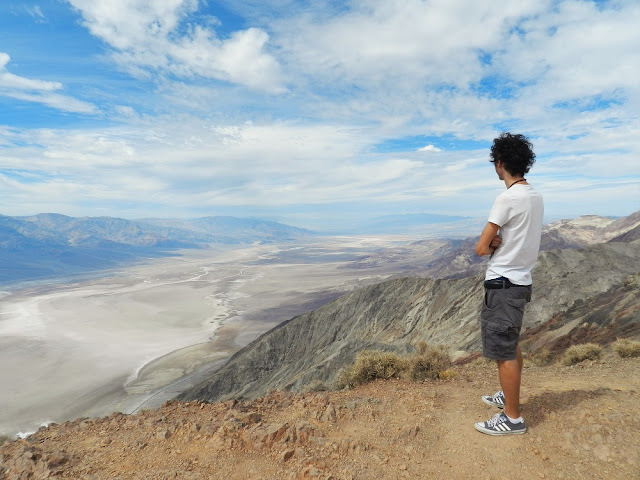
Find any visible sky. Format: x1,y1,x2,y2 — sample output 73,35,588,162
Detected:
1,0,639,230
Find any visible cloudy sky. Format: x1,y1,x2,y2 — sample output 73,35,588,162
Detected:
1,0,638,230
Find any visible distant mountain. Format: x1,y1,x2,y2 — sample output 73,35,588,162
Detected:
341,211,640,280
0,214,313,285
539,212,640,250
139,216,312,243
9,214,202,248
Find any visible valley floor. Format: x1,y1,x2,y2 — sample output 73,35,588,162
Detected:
0,238,406,437
2,353,638,479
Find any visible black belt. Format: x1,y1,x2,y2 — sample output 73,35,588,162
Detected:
483,277,523,289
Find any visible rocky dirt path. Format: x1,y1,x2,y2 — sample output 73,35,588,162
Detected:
2,356,638,479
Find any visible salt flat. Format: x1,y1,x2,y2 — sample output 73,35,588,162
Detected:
0,236,421,437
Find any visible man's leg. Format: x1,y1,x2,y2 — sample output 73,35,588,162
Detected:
497,344,523,419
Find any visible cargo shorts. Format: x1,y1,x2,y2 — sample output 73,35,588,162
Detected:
480,284,532,361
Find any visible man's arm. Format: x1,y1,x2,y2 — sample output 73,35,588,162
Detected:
475,222,501,257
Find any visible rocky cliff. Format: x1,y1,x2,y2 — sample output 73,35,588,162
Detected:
179,237,640,404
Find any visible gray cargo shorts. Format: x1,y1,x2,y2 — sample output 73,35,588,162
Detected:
480,283,532,361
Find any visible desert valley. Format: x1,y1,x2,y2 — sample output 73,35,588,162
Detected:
0,210,639,479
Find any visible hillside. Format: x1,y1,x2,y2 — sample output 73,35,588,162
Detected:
540,211,640,249
2,355,638,479
178,240,639,404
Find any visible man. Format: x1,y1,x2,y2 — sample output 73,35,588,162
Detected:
474,132,544,436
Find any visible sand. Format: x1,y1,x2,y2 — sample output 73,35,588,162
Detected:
0,237,415,437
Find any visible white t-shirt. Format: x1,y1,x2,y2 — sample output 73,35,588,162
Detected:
485,184,544,285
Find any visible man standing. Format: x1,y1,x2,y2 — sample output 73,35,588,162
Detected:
474,132,544,436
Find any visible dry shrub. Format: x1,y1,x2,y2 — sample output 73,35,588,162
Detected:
336,343,454,389
470,356,493,366
405,343,451,381
336,350,406,389
612,338,640,358
561,343,603,366
527,348,552,367
0,433,12,446
437,369,459,381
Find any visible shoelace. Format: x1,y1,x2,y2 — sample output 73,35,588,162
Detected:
486,413,506,428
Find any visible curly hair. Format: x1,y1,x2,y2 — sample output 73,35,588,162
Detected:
489,132,536,177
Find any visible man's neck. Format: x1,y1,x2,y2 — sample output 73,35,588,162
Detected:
495,161,527,189
503,174,526,189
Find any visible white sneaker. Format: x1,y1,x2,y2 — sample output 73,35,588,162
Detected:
481,390,505,409
475,412,527,436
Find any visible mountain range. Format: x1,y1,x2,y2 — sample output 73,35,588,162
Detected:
0,214,312,284
178,210,640,404
0,211,488,285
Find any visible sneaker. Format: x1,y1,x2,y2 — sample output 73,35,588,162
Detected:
481,390,505,409
474,412,527,436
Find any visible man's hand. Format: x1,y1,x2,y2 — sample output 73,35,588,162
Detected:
475,222,501,256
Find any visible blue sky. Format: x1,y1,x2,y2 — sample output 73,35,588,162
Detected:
1,0,639,230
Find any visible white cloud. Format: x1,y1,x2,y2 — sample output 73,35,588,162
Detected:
493,0,640,104
0,53,60,91
114,105,137,118
25,5,47,23
67,0,284,92
0,52,97,114
5,91,97,114
2,1,640,224
274,0,544,87
261,0,640,144
0,117,435,214
417,145,441,153
2,112,637,223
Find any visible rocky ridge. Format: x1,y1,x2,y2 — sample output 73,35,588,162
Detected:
538,214,628,250
344,211,640,281
2,355,639,479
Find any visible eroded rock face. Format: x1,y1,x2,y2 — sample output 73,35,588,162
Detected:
539,211,640,249
521,272,640,355
179,240,639,404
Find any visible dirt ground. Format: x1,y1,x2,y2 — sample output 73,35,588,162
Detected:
2,355,638,479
